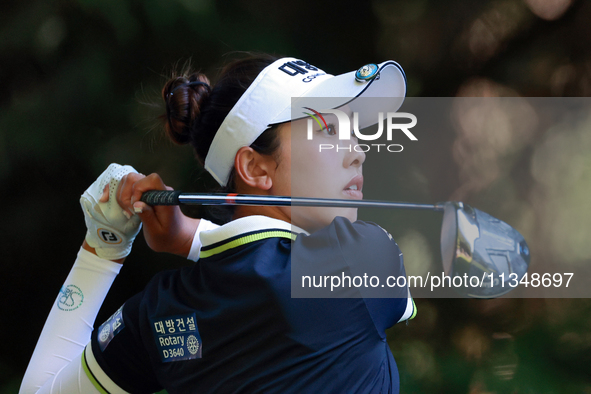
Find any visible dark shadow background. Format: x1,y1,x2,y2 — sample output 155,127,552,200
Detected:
2,0,591,392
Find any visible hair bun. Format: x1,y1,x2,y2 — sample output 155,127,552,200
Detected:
162,72,211,145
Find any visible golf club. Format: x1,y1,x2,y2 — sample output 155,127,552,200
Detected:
141,191,530,298
140,190,446,211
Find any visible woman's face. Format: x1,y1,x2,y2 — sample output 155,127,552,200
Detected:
271,108,366,232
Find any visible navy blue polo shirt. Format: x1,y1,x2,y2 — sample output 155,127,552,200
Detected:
83,215,416,393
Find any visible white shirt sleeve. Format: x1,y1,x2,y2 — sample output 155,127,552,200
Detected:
19,247,122,394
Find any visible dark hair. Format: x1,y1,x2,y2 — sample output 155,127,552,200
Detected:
161,54,282,223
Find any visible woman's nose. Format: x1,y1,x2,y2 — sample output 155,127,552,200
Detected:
343,137,366,168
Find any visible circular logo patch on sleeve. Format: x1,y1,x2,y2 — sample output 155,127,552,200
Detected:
99,324,111,342
57,284,84,311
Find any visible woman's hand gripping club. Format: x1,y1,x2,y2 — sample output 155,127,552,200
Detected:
80,163,142,260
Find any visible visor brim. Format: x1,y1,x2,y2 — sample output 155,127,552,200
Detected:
273,61,407,127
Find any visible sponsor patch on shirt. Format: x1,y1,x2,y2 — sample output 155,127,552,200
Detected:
151,313,202,362
98,304,125,351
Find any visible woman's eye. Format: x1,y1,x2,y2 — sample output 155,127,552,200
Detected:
323,123,337,135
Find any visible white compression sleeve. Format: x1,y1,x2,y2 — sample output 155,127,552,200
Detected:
35,351,101,394
20,247,122,394
187,219,220,262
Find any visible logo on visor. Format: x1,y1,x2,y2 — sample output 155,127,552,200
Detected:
355,64,379,82
278,60,319,76
302,72,326,83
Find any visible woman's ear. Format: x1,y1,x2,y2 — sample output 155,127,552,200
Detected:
234,147,275,191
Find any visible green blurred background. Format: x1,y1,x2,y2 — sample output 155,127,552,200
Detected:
2,0,591,392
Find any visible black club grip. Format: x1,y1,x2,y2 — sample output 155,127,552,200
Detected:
141,190,183,206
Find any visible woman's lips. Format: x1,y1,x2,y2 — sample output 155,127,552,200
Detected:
343,175,364,199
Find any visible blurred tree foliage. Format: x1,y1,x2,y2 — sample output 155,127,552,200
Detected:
2,0,591,393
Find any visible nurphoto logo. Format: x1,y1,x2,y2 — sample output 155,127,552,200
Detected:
303,108,417,153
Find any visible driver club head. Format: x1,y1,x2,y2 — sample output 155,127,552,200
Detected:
440,202,531,298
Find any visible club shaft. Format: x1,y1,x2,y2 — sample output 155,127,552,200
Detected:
141,190,445,211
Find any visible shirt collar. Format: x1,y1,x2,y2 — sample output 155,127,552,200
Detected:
200,215,309,249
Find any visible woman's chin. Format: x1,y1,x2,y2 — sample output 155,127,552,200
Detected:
291,207,358,233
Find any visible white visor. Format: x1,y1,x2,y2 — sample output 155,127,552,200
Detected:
204,57,407,186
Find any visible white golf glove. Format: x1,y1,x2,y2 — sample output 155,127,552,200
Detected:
80,163,142,260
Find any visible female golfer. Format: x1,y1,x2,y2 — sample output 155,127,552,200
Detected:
21,54,415,393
